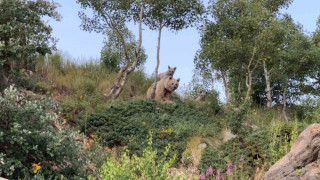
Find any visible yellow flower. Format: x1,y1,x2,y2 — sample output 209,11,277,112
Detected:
162,128,174,134
32,163,41,174
63,118,67,123
80,95,83,99
142,121,146,125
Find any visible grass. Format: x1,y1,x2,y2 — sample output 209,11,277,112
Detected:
33,53,153,124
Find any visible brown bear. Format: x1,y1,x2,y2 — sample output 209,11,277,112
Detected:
146,76,180,104
157,66,177,81
196,91,208,101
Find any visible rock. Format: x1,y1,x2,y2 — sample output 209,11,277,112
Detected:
264,124,320,180
197,143,207,150
222,129,236,142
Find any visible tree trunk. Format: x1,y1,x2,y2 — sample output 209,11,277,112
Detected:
245,72,253,101
109,6,144,99
221,70,230,103
237,81,241,102
211,67,215,89
263,61,272,109
282,82,288,121
245,46,257,102
151,22,163,99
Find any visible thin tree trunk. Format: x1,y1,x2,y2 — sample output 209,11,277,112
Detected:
263,61,272,109
282,82,288,121
211,67,215,89
112,6,144,99
151,22,163,99
221,70,230,103
245,72,252,101
237,81,241,102
245,46,257,102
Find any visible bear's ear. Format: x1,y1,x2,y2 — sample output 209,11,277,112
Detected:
200,91,203,94
168,65,171,69
177,78,180,82
174,67,177,70
205,92,208,95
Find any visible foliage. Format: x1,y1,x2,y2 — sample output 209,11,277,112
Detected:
0,85,92,179
84,99,221,162
89,133,176,180
195,0,320,106
100,28,147,71
0,0,60,77
33,53,152,124
199,115,306,178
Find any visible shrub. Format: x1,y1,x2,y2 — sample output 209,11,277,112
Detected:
0,85,93,179
90,133,175,180
84,99,222,163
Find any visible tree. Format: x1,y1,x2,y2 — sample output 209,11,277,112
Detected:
78,0,144,100
100,28,147,71
142,0,204,98
195,0,293,104
0,0,60,90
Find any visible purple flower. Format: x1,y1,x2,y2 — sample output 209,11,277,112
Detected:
216,170,221,180
226,168,231,177
206,171,210,177
200,174,206,180
208,166,213,175
227,163,233,169
234,164,237,170
240,157,244,162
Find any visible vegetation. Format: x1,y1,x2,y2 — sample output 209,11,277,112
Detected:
0,86,94,179
90,134,176,180
0,0,320,179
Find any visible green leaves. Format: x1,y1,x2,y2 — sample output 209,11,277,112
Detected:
0,86,92,179
0,0,60,76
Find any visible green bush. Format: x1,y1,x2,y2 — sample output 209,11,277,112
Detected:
0,85,93,179
84,99,222,162
199,119,304,178
90,134,175,180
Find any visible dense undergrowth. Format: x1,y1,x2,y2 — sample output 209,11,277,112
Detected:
1,53,319,179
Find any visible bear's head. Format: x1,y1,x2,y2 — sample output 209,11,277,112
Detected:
198,91,208,101
165,77,180,92
167,66,177,77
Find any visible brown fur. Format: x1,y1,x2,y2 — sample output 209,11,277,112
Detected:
157,66,177,81
147,76,180,104
196,91,208,101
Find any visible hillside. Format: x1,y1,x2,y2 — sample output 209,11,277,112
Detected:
1,0,320,179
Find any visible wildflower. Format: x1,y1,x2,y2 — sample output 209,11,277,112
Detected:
63,118,67,123
206,171,210,177
216,170,221,180
162,128,174,134
226,168,231,177
32,163,41,174
227,163,233,169
233,164,237,170
240,157,244,162
142,121,146,125
207,166,213,175
200,174,206,180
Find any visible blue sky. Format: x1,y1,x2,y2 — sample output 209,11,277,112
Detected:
48,0,320,101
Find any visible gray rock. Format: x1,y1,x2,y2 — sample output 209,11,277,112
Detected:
197,143,207,150
264,124,320,180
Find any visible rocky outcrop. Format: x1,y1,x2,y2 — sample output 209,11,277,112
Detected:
264,124,320,180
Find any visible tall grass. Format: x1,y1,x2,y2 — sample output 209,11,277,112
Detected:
34,52,153,125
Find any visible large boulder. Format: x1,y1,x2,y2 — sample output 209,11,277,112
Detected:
264,124,320,180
